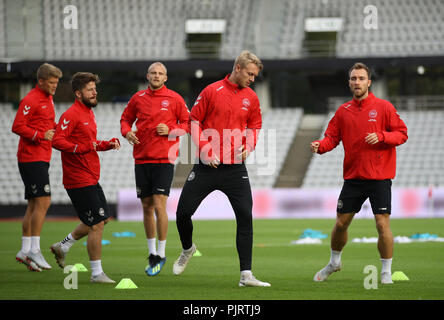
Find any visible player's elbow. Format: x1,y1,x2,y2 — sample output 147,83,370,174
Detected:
11,123,20,135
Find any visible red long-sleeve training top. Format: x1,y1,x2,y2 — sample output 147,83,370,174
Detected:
190,74,262,164
52,100,116,189
11,85,56,163
314,92,408,180
120,85,190,164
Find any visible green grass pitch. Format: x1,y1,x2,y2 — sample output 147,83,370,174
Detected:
0,218,443,300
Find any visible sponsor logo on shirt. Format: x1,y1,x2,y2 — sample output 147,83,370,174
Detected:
23,105,31,115
61,118,70,130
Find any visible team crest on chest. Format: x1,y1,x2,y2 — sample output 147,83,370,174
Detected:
368,109,377,122
242,98,250,111
161,100,170,110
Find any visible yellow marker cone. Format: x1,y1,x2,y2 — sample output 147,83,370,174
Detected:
392,271,409,281
115,278,138,289
193,249,202,257
70,263,88,272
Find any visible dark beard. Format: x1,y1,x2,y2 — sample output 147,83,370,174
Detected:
82,98,97,108
352,87,368,99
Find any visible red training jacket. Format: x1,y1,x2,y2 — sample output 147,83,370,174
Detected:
11,85,56,163
190,74,262,164
52,100,117,189
120,85,190,164
314,92,408,180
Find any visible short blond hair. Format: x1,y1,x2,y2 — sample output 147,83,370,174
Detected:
233,50,263,72
37,63,63,80
148,62,167,75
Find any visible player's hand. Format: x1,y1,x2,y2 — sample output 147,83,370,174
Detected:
311,141,320,153
365,132,379,145
44,129,55,141
208,155,220,168
156,123,169,136
237,145,250,161
125,131,140,145
92,142,97,151
109,138,120,150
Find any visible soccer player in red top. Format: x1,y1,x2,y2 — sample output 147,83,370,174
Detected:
311,63,408,284
12,63,62,272
50,72,120,283
120,62,190,276
172,51,270,287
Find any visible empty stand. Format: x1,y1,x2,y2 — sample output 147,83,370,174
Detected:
39,0,254,61
1,0,444,60
0,0,5,58
247,108,304,189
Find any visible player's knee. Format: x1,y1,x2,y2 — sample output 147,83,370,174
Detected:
141,200,155,215
335,219,350,231
143,208,155,219
34,196,51,211
375,220,390,234
153,201,166,215
176,210,192,223
90,220,105,232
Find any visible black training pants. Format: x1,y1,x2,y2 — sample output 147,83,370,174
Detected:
176,163,253,271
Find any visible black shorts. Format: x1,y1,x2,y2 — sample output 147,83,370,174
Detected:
18,161,51,200
66,183,110,226
337,179,392,215
135,163,174,198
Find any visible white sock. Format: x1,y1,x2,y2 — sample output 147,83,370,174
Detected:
157,240,166,258
241,270,252,277
30,236,40,253
147,238,157,256
329,249,342,267
21,236,31,253
90,260,103,277
60,233,77,253
381,258,392,274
